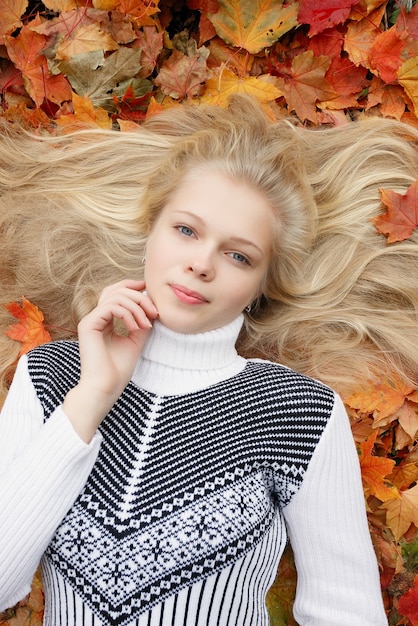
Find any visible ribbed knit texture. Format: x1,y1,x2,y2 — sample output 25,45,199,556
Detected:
0,317,388,625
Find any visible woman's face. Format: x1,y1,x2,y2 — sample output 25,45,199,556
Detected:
144,170,274,334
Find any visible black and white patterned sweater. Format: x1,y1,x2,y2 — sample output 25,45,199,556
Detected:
0,316,387,625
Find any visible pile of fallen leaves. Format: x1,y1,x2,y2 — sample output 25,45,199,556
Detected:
1,1,418,625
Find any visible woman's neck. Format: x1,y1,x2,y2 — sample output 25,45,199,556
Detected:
131,315,246,395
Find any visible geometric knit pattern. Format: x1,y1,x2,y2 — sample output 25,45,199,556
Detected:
27,340,335,626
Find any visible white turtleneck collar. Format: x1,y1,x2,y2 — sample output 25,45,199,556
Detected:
131,315,246,396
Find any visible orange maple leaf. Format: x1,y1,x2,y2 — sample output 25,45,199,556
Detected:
381,483,418,541
5,297,51,356
342,373,413,421
0,0,28,38
398,574,418,626
201,68,282,107
358,431,399,502
56,92,112,130
369,26,407,84
275,50,336,123
398,56,418,119
372,179,418,244
155,49,210,99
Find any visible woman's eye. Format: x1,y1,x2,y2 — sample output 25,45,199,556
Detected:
229,252,250,265
177,225,194,237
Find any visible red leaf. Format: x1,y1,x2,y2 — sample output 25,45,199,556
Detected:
298,0,360,37
372,180,418,243
399,574,418,625
5,297,51,355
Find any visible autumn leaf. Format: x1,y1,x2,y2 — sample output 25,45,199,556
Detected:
298,0,359,37
207,0,299,55
398,56,418,119
344,9,380,68
371,180,418,244
343,373,414,421
366,76,406,120
358,431,399,502
369,26,408,84
391,462,418,491
55,20,119,61
56,92,112,129
5,297,51,356
155,48,210,99
201,68,282,106
116,0,160,26
5,19,72,106
274,50,336,123
398,574,418,626
319,54,368,109
381,484,418,541
0,0,28,38
133,26,164,77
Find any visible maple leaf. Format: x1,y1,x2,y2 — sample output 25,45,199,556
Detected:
381,484,418,541
5,297,51,356
371,180,418,244
369,26,407,84
358,431,399,502
274,50,336,123
319,54,369,109
207,0,299,55
398,56,418,119
116,0,160,27
55,20,119,61
133,25,164,77
344,9,380,68
155,48,210,99
298,0,360,37
391,462,418,491
343,373,414,420
201,68,282,106
5,19,72,106
0,0,28,38
366,76,406,120
56,92,112,129
398,574,418,626
59,47,149,108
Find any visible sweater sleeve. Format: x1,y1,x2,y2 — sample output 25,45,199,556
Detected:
0,355,102,612
282,392,388,626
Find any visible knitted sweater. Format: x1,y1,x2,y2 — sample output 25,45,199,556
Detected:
0,316,387,625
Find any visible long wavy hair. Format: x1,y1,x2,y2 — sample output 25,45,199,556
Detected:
0,96,315,400
240,116,418,390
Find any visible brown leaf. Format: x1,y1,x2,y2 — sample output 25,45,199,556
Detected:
372,180,418,244
155,48,210,99
275,50,336,123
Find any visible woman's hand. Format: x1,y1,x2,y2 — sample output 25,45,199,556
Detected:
63,280,158,442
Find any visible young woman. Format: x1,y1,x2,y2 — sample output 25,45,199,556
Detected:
0,95,406,625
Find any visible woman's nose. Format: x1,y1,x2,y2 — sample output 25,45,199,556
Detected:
187,251,215,280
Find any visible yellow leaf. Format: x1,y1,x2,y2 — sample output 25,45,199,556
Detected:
56,93,112,130
398,56,418,119
381,484,418,541
208,0,299,55
56,22,119,61
201,68,283,106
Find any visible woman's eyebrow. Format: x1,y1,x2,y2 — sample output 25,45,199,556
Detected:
173,211,264,255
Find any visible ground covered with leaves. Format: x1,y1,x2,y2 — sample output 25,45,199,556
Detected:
1,0,418,625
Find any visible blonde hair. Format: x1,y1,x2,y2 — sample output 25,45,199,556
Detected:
241,117,418,390
0,96,314,400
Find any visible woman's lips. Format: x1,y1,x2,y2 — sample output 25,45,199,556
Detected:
170,284,208,305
